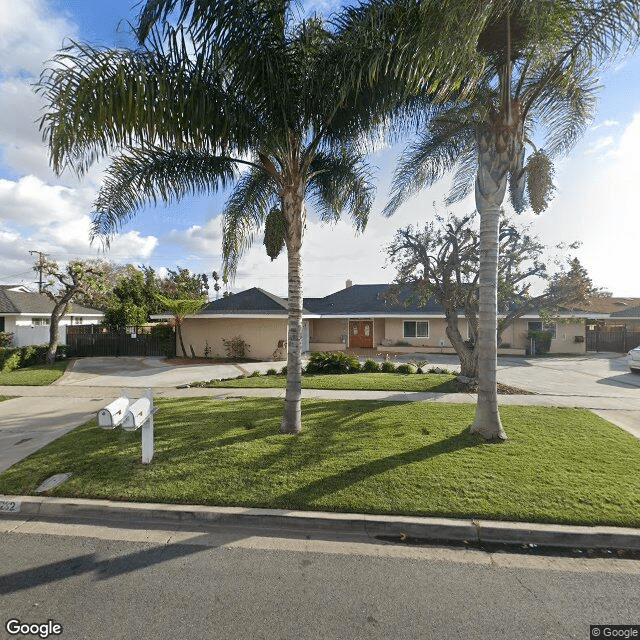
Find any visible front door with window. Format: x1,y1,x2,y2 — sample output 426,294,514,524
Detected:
349,320,373,348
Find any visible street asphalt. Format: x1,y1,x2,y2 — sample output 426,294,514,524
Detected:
1,353,639,552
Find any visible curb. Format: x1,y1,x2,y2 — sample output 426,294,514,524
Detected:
3,495,640,551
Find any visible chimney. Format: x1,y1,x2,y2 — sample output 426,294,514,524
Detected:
345,279,353,288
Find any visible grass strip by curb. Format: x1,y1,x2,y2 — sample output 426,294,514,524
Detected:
1,398,639,528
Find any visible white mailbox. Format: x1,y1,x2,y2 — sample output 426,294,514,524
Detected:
122,396,152,431
98,389,155,464
97,396,130,429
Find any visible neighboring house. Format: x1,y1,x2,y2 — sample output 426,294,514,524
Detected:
609,305,640,331
581,296,640,331
176,282,591,360
0,284,104,347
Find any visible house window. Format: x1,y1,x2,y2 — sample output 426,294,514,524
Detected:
32,317,50,326
528,320,556,339
73,317,83,325
403,320,429,338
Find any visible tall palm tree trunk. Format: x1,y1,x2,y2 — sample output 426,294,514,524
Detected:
470,123,510,441
280,186,305,435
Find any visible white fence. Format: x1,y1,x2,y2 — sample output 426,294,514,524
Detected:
10,325,66,348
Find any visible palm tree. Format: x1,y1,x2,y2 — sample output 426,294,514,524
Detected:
37,2,380,434
377,0,639,440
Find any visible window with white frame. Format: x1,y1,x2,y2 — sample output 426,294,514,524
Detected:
32,317,50,326
73,317,83,324
528,320,556,339
403,320,429,338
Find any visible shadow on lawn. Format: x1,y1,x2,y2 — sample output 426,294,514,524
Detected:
273,428,482,509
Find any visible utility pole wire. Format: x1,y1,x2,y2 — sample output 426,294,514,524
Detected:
29,250,47,293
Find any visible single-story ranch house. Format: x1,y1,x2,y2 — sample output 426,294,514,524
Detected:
0,284,104,347
173,281,597,361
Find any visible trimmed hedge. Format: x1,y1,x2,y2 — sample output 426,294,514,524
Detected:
0,345,67,373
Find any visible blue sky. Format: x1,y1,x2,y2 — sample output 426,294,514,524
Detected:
1,0,639,298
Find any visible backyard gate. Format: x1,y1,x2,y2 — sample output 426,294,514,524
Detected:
67,325,171,357
585,329,640,353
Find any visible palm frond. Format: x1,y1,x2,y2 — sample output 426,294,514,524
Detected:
444,143,478,206
523,63,599,157
222,168,278,280
91,148,239,241
37,35,255,175
307,150,376,232
566,0,640,67
384,116,475,217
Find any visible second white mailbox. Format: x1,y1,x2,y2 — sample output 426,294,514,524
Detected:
122,396,152,431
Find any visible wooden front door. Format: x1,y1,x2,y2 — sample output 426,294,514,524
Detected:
349,320,373,348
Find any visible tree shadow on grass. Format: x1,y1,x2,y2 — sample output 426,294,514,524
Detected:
272,428,482,510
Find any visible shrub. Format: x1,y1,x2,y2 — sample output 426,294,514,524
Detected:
380,361,396,373
409,359,429,374
362,359,380,373
280,365,287,375
395,363,414,375
0,332,13,348
249,370,261,378
266,368,278,376
150,323,176,357
306,351,360,374
527,330,552,355
428,366,451,374
1,344,68,372
222,336,250,359
2,349,22,373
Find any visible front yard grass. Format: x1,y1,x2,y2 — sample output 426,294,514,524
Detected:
197,372,458,392
0,361,67,386
1,398,639,527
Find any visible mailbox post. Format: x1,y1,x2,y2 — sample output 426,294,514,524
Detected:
97,389,156,464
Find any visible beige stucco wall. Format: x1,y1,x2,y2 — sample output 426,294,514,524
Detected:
181,317,287,360
382,317,457,348
309,318,347,345
508,319,586,354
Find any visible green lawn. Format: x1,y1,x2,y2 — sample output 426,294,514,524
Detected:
197,372,458,392
0,361,68,386
2,398,639,527
0,396,13,402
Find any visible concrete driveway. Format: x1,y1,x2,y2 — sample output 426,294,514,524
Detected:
496,352,640,397
57,356,287,388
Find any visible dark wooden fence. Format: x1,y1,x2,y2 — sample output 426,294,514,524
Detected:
586,329,640,353
67,325,171,358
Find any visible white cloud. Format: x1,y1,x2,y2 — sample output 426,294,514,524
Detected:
590,119,620,131
524,112,640,297
107,231,158,260
0,0,76,76
0,0,79,180
0,2,160,285
585,135,615,155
